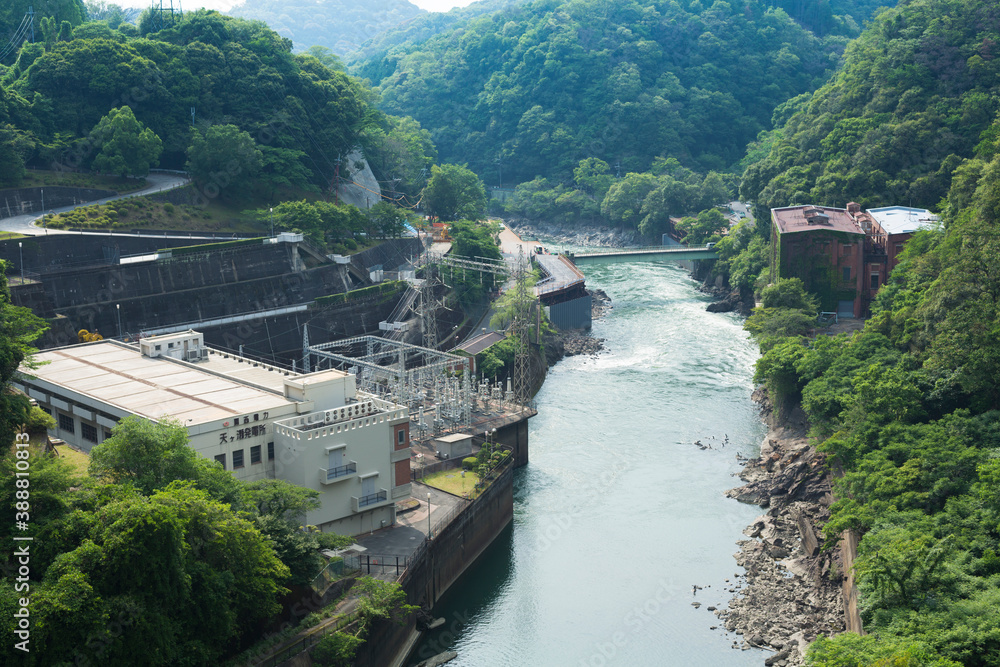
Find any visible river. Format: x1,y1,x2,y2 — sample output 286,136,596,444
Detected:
411,258,767,666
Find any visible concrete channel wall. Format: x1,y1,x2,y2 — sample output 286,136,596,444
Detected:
353,464,515,667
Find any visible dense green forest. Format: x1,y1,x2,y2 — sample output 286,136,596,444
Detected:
741,0,1000,216
4,0,1000,662
352,0,896,186
345,0,533,64
228,0,424,56
0,8,436,201
750,139,1000,667
722,0,1000,663
715,0,1000,296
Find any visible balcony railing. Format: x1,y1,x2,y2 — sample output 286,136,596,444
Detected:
352,489,388,512
319,462,357,485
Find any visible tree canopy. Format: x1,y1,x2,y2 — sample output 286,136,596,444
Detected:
422,163,487,221
353,0,895,185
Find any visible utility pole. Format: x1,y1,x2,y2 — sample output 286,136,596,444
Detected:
614,161,621,179
269,207,273,237
190,107,195,125
28,6,34,43
116,304,122,339
495,154,502,190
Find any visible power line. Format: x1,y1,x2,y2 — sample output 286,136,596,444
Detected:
0,13,32,62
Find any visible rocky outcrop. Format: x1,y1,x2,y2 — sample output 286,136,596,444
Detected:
591,288,612,318
722,425,845,666
702,284,755,316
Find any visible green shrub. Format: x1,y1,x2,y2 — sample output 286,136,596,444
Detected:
26,406,55,433
312,631,363,667
163,203,174,215
462,456,478,470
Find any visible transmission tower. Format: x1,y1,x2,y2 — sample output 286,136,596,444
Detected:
418,268,440,350
511,247,531,409
413,247,534,409
151,0,180,32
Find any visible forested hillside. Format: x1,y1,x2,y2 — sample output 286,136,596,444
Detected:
750,129,1000,667
352,0,896,186
227,0,424,55
741,0,1000,215
728,0,1000,663
346,0,533,63
0,9,435,199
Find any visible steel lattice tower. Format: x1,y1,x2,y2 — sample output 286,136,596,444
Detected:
419,269,439,351
511,247,531,409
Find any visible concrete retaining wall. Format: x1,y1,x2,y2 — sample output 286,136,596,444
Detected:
0,186,116,217
354,465,515,667
547,294,592,330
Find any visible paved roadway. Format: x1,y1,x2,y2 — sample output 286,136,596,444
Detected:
0,172,190,236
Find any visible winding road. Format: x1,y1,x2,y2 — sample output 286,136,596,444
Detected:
0,171,191,236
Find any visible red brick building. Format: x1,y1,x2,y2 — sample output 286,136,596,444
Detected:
770,204,938,318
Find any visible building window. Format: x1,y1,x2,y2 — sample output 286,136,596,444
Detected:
58,412,74,434
870,274,880,290
103,430,112,441
81,423,98,443
214,454,226,469
397,429,406,445
39,406,51,415
841,244,852,255
233,449,244,469
267,442,275,460
842,267,851,282
155,345,161,351
250,445,261,464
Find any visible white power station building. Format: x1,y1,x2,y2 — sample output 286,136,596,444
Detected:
15,330,411,535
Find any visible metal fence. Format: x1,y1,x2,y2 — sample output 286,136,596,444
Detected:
410,457,463,482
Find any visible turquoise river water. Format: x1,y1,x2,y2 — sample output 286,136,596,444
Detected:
410,258,768,666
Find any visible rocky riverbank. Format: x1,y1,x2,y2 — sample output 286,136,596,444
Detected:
717,394,845,666
505,219,639,248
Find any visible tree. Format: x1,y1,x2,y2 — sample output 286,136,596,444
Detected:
366,201,408,239
0,261,48,452
30,484,290,665
186,124,263,202
0,125,34,188
422,164,487,221
601,173,658,229
573,158,614,200
88,416,200,495
760,278,819,311
352,576,418,637
90,106,162,178
674,208,728,244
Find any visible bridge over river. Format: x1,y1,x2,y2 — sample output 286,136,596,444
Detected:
533,244,718,328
